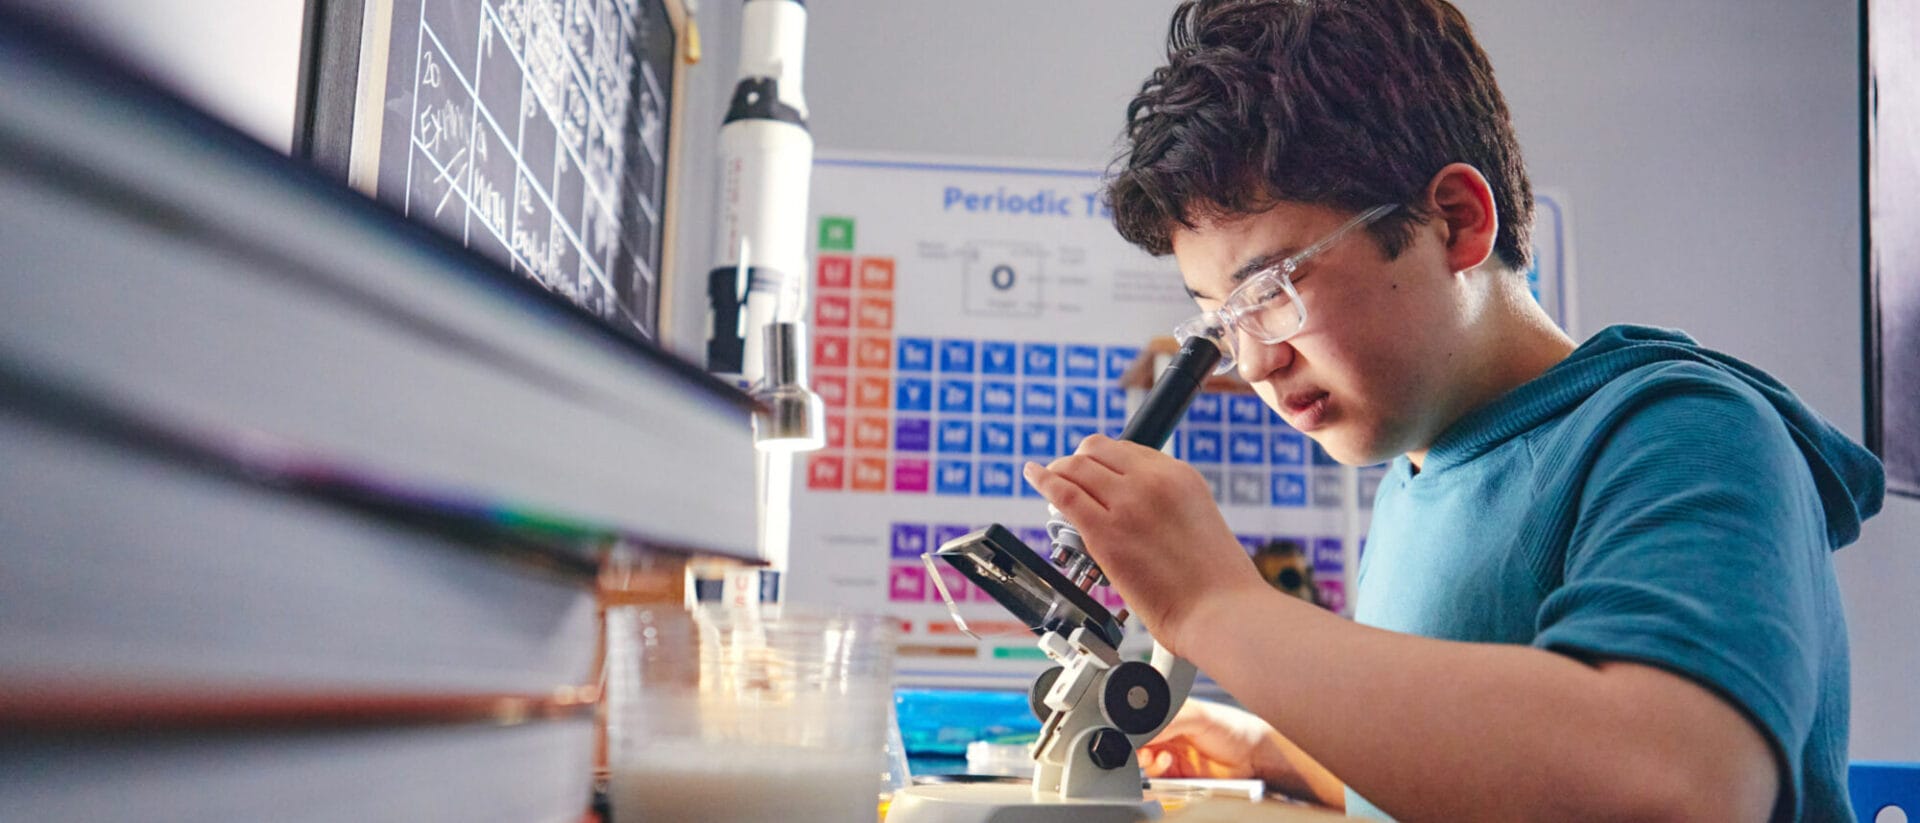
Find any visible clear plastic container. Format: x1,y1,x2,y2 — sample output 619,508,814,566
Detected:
605,605,896,823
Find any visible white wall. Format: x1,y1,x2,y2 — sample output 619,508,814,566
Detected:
23,0,1913,759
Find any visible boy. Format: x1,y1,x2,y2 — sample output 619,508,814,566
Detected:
1021,1,1885,819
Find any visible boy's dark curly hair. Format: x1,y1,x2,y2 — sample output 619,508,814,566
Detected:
1107,0,1533,272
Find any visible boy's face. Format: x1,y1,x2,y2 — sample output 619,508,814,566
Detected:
1171,201,1470,466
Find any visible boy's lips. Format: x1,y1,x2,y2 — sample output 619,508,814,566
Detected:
1282,389,1331,430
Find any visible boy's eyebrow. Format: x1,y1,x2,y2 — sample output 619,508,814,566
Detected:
1184,249,1296,301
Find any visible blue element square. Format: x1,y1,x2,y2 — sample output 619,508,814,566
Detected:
937,379,975,413
935,460,973,495
1269,431,1306,465
1268,404,1286,425
1227,395,1266,425
1021,343,1059,377
1228,431,1265,465
896,417,931,452
939,339,976,373
1104,346,1140,379
979,420,1016,455
933,523,972,548
981,341,1017,375
896,378,933,412
897,338,934,372
980,381,1017,415
1104,386,1129,420
1105,424,1125,439
937,420,974,453
1185,393,1223,424
1311,441,1340,466
1064,424,1098,452
1064,345,1101,378
1271,471,1308,506
889,522,928,559
978,461,1016,496
1021,423,1059,458
1021,383,1059,417
1185,429,1222,463
1063,385,1099,419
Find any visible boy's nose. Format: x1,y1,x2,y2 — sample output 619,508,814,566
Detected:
1234,332,1295,382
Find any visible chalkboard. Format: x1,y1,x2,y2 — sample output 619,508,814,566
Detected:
302,0,684,342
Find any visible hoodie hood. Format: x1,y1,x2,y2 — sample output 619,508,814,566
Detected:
1426,325,1885,549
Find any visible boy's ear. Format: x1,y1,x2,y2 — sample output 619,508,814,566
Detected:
1424,163,1499,274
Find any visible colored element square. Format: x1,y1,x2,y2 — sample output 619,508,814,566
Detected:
979,420,1015,455
814,375,849,408
818,216,855,251
1021,343,1059,377
857,257,895,290
890,523,929,559
1104,386,1129,420
978,461,1016,496
937,420,974,453
853,415,890,449
896,417,931,451
1021,423,1059,458
935,460,972,495
1063,385,1099,419
1185,429,1222,463
939,339,976,373
1229,431,1265,465
1237,534,1267,554
896,378,933,412
854,376,891,409
817,254,853,288
1312,473,1346,508
1269,431,1306,465
1104,346,1140,379
981,341,1017,375
1064,345,1101,379
856,295,895,329
1064,424,1097,453
1186,393,1223,424
1228,395,1265,425
1311,442,1340,466
1313,537,1344,572
1228,471,1266,505
897,338,934,371
938,379,975,413
815,294,851,327
980,382,1017,415
1271,471,1308,506
1021,383,1059,417
824,414,846,448
815,334,849,368
887,564,928,602
855,335,893,369
1016,527,1051,551
1316,580,1346,613
894,458,930,492
852,456,889,491
934,565,973,603
805,455,844,490
933,524,972,547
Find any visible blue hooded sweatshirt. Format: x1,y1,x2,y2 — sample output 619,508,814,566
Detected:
1351,325,1885,821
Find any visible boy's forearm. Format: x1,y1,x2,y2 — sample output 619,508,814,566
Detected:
1176,588,1774,822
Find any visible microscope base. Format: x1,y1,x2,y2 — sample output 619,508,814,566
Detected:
887,782,1161,823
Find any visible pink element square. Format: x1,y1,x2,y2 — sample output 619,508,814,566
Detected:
1316,580,1346,613
935,566,972,603
888,564,929,603
894,458,930,493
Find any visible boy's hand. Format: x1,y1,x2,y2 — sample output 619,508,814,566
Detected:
1021,434,1267,656
1141,700,1346,808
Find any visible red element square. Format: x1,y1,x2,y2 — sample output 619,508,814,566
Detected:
851,456,889,491
814,374,848,408
857,257,895,291
817,255,853,289
854,376,891,409
814,334,849,368
824,414,846,448
855,336,893,369
853,414,890,449
855,296,895,330
815,294,851,328
894,458,929,493
805,455,844,490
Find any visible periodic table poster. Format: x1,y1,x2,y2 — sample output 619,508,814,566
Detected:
785,153,1368,688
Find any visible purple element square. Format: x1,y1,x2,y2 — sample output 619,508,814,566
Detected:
1104,346,1140,379
1016,526,1052,552
933,523,972,548
1237,534,1266,554
896,417,931,452
889,523,929,559
1064,345,1101,378
893,458,930,492
1313,537,1344,571
888,564,929,603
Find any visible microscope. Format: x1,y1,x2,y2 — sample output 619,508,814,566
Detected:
888,336,1224,823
